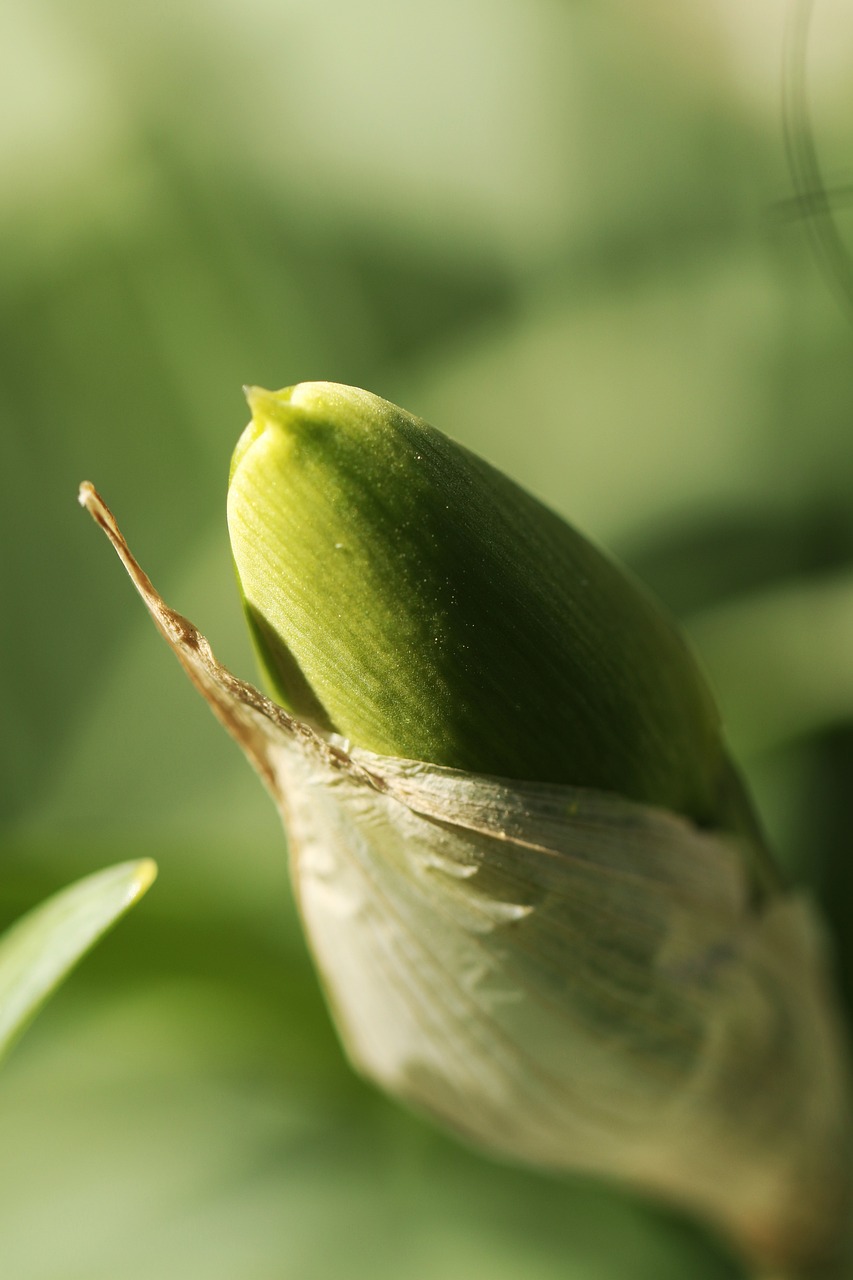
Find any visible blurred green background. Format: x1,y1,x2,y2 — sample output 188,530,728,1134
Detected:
2,1,853,1276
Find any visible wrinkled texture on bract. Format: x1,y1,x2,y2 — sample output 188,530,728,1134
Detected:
80,483,853,1275
227,383,768,882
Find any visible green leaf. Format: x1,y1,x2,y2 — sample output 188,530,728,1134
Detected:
0,859,157,1063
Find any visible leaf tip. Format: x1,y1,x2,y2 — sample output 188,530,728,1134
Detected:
130,858,158,900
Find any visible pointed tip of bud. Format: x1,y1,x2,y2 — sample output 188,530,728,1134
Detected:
242,383,267,408
231,387,296,482
243,384,287,422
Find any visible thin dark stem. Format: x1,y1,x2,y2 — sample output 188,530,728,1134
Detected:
782,0,853,327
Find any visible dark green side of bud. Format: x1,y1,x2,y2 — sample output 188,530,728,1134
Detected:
227,382,767,859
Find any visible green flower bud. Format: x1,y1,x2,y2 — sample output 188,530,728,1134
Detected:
227,382,770,883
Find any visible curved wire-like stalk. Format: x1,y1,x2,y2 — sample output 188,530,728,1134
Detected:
782,0,853,327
